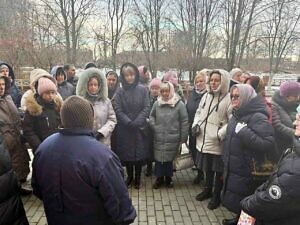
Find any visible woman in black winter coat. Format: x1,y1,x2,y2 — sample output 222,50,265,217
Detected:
240,114,300,225
186,69,208,184
0,134,29,225
23,76,62,153
222,84,275,225
114,63,150,189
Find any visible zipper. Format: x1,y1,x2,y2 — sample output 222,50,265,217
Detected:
46,117,50,128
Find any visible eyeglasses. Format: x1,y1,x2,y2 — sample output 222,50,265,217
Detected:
230,95,240,100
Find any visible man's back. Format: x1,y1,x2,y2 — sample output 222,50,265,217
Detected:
32,128,136,225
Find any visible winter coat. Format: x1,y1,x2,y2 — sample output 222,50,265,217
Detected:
272,91,298,156
0,61,22,107
150,95,158,111
20,69,60,111
76,68,117,147
149,96,189,162
0,76,30,180
222,95,275,214
22,93,62,152
186,88,206,158
186,89,206,126
32,128,136,225
51,66,75,100
192,69,232,155
0,134,29,225
241,138,300,225
114,63,150,163
229,79,239,89
67,76,79,88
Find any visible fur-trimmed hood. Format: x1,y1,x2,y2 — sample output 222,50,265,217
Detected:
25,92,63,116
76,68,108,100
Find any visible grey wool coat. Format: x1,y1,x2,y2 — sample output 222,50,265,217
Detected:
149,96,189,162
76,68,117,147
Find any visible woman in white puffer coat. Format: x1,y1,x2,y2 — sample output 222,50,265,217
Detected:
192,69,232,210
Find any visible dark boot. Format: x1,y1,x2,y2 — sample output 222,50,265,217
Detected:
134,165,142,189
145,162,152,177
125,165,133,187
196,171,213,201
222,216,239,225
165,176,174,188
193,170,204,184
207,173,223,210
196,187,212,201
153,177,164,189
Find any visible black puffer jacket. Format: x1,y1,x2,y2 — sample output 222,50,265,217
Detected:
222,95,275,214
0,135,29,225
272,91,298,157
241,139,300,225
22,93,62,152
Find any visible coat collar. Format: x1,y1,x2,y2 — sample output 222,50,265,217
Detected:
58,128,94,137
25,93,63,116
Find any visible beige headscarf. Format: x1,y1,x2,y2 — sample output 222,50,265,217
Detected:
158,82,179,107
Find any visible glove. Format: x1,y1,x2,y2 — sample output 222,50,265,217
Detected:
94,131,104,140
235,122,247,134
191,125,201,136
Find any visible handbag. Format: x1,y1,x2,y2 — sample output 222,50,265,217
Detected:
173,144,194,171
251,155,275,180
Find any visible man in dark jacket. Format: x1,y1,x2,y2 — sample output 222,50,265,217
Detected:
64,64,78,87
241,115,300,225
32,95,136,225
0,61,22,107
0,134,29,225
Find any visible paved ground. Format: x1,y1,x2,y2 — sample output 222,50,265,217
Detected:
22,168,233,225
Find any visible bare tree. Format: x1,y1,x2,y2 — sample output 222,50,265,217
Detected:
92,0,129,69
39,0,97,64
221,0,262,70
171,0,220,77
259,0,300,86
132,0,167,77
108,0,129,70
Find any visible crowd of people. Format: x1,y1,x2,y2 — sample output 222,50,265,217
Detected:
0,60,300,225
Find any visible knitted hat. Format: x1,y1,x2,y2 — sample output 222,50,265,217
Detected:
149,77,161,88
60,96,94,129
279,81,300,97
37,77,57,95
163,70,178,86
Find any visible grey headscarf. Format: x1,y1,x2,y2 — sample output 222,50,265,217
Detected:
231,84,257,109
